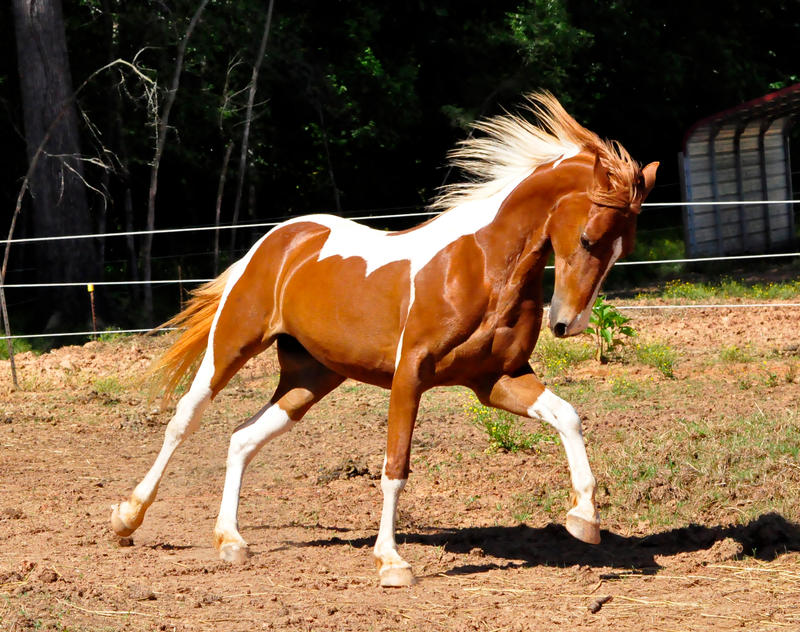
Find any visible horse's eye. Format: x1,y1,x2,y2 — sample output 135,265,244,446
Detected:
579,233,593,250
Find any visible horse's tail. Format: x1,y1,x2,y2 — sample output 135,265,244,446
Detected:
149,266,233,402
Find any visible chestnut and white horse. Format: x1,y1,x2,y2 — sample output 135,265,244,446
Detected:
111,93,658,586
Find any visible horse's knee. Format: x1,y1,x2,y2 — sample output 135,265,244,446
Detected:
528,388,581,436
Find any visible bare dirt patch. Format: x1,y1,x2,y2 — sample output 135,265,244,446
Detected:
1,303,799,631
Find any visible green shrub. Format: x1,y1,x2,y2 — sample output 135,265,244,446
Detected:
0,337,33,360
97,327,128,342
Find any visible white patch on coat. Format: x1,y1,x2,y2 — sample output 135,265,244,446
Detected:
283,170,536,367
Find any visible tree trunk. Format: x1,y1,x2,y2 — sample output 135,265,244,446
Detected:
11,0,100,329
229,0,274,256
140,0,209,324
213,140,234,275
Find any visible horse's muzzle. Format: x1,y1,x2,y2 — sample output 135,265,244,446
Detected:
549,295,591,338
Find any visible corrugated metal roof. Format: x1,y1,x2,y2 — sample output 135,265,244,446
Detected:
680,84,799,258
683,83,800,148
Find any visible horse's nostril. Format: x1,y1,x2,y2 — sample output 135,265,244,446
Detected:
553,322,567,337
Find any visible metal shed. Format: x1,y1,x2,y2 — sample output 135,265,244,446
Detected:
679,83,799,258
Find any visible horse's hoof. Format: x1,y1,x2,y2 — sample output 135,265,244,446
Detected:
219,543,250,564
110,504,135,537
566,513,601,544
379,566,416,587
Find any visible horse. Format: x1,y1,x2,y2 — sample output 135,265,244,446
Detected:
111,92,658,587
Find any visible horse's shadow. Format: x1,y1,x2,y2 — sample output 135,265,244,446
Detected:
291,512,800,575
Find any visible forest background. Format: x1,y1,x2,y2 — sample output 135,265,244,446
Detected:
1,0,798,336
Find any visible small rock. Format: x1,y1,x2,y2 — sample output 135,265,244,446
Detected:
117,536,134,547
39,569,59,583
128,585,155,601
1,507,24,520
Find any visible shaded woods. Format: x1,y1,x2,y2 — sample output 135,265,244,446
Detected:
1,0,798,334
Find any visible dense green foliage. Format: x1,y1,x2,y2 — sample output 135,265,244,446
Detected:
1,0,797,331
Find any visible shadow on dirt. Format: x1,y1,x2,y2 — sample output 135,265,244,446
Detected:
297,512,800,573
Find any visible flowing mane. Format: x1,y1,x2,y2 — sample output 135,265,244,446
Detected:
431,91,641,211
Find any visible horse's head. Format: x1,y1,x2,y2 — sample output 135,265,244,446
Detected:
548,156,658,338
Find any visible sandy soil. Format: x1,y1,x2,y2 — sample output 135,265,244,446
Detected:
1,301,799,631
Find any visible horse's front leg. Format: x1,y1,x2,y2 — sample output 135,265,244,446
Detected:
374,365,422,587
475,369,601,544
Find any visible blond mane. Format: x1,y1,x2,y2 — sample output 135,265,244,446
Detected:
431,92,640,211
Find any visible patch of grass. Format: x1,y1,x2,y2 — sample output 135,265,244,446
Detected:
718,344,755,363
92,376,124,398
596,407,800,532
658,277,800,301
533,331,593,376
610,376,645,399
466,399,558,453
634,342,677,378
97,327,128,342
549,379,594,407
510,489,567,522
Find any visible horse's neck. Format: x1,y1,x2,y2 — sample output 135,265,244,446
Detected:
474,174,562,279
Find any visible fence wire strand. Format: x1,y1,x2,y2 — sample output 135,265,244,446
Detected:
1,200,798,340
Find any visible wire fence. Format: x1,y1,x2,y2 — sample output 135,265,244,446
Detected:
1,200,798,341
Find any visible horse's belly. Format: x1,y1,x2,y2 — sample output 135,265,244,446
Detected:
278,255,412,385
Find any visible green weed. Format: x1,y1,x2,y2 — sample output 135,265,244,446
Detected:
586,296,635,362
97,327,128,342
466,399,558,453
610,376,644,398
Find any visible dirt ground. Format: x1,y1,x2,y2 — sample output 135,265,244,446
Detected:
1,300,799,631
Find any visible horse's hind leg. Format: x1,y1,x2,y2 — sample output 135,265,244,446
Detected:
213,336,345,562
111,352,216,537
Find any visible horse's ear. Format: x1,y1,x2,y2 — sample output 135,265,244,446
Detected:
592,154,611,190
639,162,659,198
